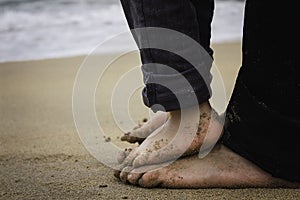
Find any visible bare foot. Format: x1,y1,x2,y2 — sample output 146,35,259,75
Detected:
121,112,169,144
117,102,224,170
118,144,300,188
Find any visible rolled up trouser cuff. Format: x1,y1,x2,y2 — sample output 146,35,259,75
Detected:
142,66,212,112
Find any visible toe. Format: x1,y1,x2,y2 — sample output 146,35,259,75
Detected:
117,148,134,164
127,171,143,185
113,162,128,179
127,164,165,185
132,153,150,168
138,171,161,188
113,170,121,179
132,151,173,168
117,151,126,164
120,113,169,144
121,148,139,167
120,166,133,183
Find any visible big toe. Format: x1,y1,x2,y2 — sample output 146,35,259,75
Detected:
127,164,162,185
127,172,143,185
138,171,161,188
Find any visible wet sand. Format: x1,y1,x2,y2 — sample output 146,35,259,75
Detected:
1,42,300,199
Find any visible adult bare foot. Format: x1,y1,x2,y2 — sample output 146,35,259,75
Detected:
120,144,300,188
117,102,224,171
121,112,169,144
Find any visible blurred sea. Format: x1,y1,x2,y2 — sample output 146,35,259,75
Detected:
0,0,245,62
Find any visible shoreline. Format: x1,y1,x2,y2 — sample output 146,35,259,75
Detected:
0,40,242,64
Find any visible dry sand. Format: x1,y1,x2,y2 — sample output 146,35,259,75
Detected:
1,42,300,199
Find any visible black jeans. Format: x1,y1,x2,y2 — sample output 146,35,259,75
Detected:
120,0,214,111
120,0,300,182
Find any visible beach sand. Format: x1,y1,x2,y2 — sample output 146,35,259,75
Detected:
1,42,299,199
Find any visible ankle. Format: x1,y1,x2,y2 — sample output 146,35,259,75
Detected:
169,101,212,119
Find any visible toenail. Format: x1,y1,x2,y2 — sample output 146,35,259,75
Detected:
138,178,143,186
113,170,121,178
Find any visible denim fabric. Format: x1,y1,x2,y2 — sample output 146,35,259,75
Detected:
222,1,300,182
120,0,214,111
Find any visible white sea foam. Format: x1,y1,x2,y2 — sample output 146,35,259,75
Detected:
0,0,245,62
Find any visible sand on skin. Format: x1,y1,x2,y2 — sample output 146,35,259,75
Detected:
1,42,300,199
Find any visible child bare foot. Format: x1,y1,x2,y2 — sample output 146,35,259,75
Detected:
116,102,224,171
121,112,169,144
117,144,300,188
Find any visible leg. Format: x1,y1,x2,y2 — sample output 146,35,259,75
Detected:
120,0,214,112
222,0,300,182
118,0,217,167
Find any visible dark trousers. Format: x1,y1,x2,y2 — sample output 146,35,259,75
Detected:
120,0,214,111
120,0,300,182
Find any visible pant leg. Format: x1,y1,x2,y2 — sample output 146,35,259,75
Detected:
222,0,300,182
120,0,214,112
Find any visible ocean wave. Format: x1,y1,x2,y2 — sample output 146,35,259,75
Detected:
0,0,245,62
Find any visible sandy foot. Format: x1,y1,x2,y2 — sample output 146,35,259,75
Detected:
121,112,169,144
116,144,300,188
116,102,223,172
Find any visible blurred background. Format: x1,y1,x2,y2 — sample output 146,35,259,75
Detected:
0,0,245,62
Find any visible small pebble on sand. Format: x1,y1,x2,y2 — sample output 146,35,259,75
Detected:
99,184,108,188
